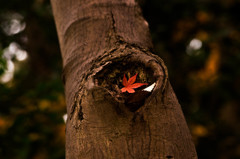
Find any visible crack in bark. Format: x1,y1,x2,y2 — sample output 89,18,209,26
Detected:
147,122,152,159
105,11,126,48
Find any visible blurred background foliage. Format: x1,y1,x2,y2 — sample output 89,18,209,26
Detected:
0,0,239,158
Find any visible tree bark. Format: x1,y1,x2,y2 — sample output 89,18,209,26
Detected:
51,0,197,158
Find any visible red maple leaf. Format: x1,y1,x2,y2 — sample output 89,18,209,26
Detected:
121,73,148,93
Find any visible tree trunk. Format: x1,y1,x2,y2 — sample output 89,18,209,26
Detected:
51,0,197,158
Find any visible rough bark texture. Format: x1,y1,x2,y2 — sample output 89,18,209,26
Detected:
51,0,197,158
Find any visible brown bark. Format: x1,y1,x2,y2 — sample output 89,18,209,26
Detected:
51,0,197,158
